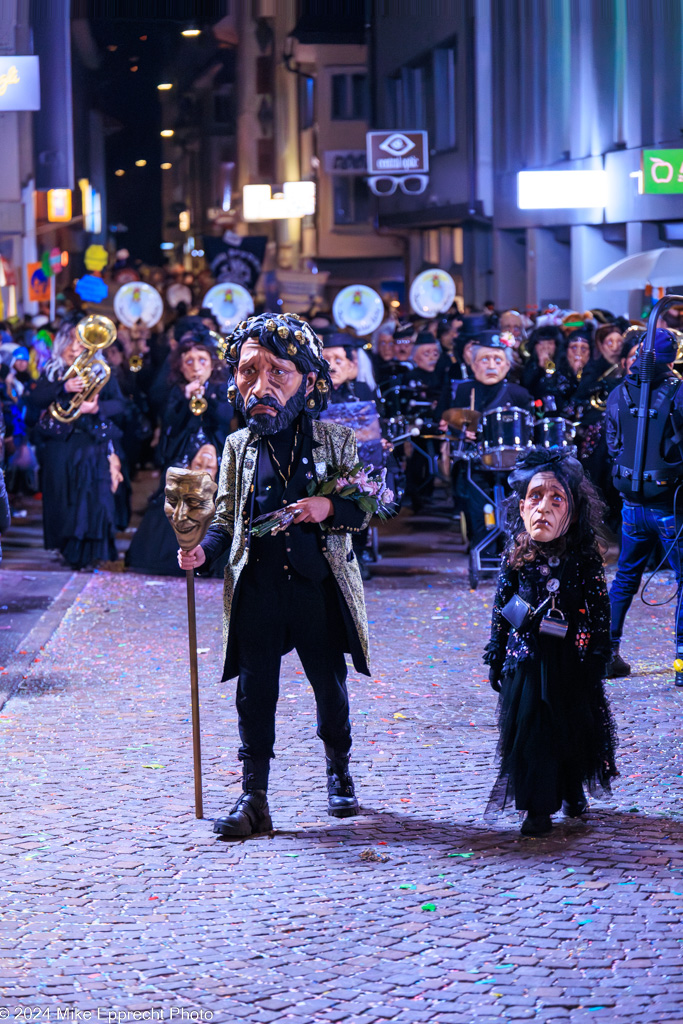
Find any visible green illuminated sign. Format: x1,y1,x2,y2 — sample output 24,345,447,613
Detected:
642,149,683,194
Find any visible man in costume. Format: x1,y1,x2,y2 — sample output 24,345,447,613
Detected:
606,328,683,684
439,330,533,547
178,312,371,837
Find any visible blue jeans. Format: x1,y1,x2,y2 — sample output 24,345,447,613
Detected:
609,502,683,650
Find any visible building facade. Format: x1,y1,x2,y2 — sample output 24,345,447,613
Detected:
369,0,683,319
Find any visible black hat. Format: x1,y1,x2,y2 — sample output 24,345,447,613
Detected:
394,321,416,343
459,314,488,339
322,332,364,350
224,311,332,413
175,315,215,346
414,331,439,347
472,329,512,351
508,445,584,499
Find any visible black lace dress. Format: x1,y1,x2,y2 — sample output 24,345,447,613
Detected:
484,548,618,816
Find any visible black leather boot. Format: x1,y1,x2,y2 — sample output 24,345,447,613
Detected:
562,781,589,818
325,752,359,818
520,812,552,837
213,759,272,838
606,646,631,678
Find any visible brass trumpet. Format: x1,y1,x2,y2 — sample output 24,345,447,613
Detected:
50,315,117,423
544,358,556,376
129,354,143,372
589,387,608,411
189,379,208,416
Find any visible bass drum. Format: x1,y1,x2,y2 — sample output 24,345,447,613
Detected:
479,406,534,469
534,417,575,449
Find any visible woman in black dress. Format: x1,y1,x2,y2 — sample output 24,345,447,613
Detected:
156,322,233,469
26,315,126,569
484,446,618,837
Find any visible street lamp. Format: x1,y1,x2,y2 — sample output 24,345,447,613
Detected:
135,159,147,167
160,129,174,138
157,83,173,91
161,162,172,170
181,27,200,37
114,169,125,177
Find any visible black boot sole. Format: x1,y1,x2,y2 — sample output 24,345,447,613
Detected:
213,819,273,838
328,803,360,818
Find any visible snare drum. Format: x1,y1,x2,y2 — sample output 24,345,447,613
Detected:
534,417,575,449
479,406,534,469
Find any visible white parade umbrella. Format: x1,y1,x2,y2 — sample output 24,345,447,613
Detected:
585,247,683,290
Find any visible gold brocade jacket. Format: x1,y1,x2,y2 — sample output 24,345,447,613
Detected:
206,419,371,678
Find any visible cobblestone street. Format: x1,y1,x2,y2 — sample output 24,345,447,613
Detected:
1,537,682,1023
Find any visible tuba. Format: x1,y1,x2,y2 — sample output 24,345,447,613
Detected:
50,315,117,423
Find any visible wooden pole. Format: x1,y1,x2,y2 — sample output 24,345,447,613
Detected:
185,568,203,818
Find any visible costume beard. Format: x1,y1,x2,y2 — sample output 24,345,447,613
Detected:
236,377,308,436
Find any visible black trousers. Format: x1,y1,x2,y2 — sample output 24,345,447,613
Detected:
232,558,351,766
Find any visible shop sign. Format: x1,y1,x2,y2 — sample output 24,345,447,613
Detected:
366,131,429,174
27,262,50,303
642,149,683,194
0,56,40,111
323,150,367,175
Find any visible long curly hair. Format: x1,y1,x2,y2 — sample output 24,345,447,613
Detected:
43,312,84,381
168,334,227,387
504,446,608,568
223,311,332,415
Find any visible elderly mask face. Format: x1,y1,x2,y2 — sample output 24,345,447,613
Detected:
519,471,571,543
190,443,219,480
164,468,217,551
473,347,509,385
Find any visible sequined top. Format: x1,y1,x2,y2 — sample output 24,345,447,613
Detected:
484,549,611,677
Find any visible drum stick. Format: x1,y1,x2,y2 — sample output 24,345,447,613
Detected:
470,389,475,412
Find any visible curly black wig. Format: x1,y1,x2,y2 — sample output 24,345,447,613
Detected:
504,446,608,567
222,311,332,414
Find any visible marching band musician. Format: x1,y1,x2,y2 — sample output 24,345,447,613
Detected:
324,333,381,406
157,320,234,470
521,326,563,400
568,324,625,530
322,333,401,577
440,330,533,547
401,333,447,512
370,321,398,387
439,330,532,423
25,314,126,571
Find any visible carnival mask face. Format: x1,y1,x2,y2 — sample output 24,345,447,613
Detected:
62,332,85,367
566,339,591,375
393,339,414,361
598,331,623,364
235,340,316,436
164,468,217,550
473,347,509,385
325,346,353,387
535,339,556,366
190,443,219,480
377,334,394,361
520,472,571,544
414,343,440,372
180,346,213,385
499,311,523,342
